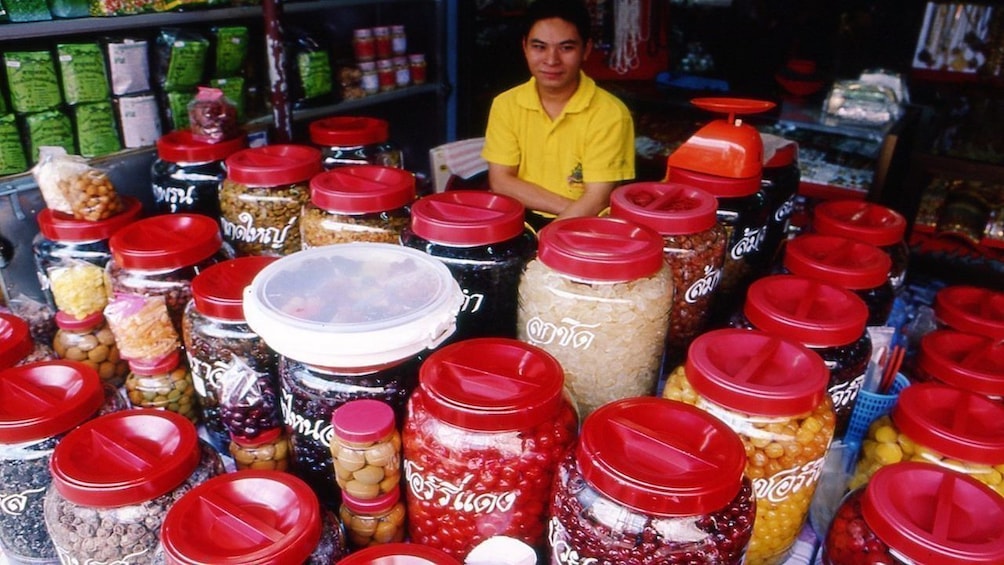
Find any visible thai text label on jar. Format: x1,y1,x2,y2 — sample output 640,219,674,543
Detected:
43,409,225,565
849,383,1004,497
309,116,404,170
914,329,1004,402
662,328,835,565
738,274,872,439
53,310,128,388
759,133,799,265
220,144,321,257
229,427,291,471
0,312,57,368
609,181,726,365
302,165,414,248
340,485,407,550
824,462,1004,565
403,337,578,558
332,398,401,501
0,361,105,564
182,256,279,452
811,199,909,293
402,190,536,343
125,349,199,423
151,129,247,218
934,285,1004,340
516,217,672,417
549,397,754,565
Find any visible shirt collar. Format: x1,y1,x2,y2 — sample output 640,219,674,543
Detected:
517,72,596,115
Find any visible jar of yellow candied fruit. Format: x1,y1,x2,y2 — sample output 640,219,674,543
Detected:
849,383,1004,497
663,328,835,565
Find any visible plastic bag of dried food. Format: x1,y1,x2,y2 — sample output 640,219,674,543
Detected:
22,110,74,165
209,77,245,121
0,114,28,176
32,146,124,221
188,87,239,143
72,101,122,158
49,259,113,319
209,25,250,78
57,42,111,105
104,293,179,361
218,356,282,439
155,28,209,92
104,37,150,96
3,50,62,113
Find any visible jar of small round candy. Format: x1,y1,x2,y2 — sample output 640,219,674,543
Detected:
0,361,106,565
662,328,835,565
402,190,536,343
737,274,872,439
782,233,894,327
220,144,321,257
759,133,799,265
914,329,1004,402
43,409,225,565
302,165,415,248
340,485,407,550
182,256,279,451
609,181,726,365
243,243,463,508
151,129,247,218
517,217,672,417
332,398,401,500
32,196,142,311
812,199,909,293
338,543,459,564
403,337,577,558
824,462,1004,565
849,383,1004,497
229,427,292,471
309,116,404,170
0,311,57,369
53,310,128,388
934,285,1004,340
124,349,199,423
549,397,754,564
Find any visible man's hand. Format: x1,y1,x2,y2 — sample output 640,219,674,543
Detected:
487,162,574,215
556,181,615,219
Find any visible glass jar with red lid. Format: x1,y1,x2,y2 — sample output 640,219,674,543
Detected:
151,129,247,218
403,337,578,559
0,311,57,368
517,217,672,417
229,427,291,471
914,329,1004,402
309,116,403,170
340,485,407,549
662,328,835,565
934,285,1004,340
331,398,401,501
43,409,224,565
402,190,536,343
548,396,754,565
302,165,415,247
338,542,459,564
759,133,799,264
824,462,1004,565
53,310,128,388
125,349,199,423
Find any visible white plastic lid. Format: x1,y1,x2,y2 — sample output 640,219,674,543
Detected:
243,243,463,368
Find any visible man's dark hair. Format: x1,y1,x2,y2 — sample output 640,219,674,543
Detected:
523,0,592,44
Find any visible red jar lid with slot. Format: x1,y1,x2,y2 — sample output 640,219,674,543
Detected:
156,129,247,164
332,398,396,443
310,165,415,214
309,116,389,147
338,542,459,564
342,484,401,513
783,233,891,290
109,213,222,271
409,190,525,246
191,256,277,321
685,328,829,417
667,167,761,198
37,196,143,242
812,200,907,247
160,470,322,564
609,181,718,234
0,360,104,443
537,217,665,282
578,396,746,516
225,144,322,186
0,312,34,368
127,349,182,375
892,383,1004,465
918,330,1004,398
935,285,1004,340
744,274,869,348
55,310,105,332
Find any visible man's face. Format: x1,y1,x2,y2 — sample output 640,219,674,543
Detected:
522,17,591,93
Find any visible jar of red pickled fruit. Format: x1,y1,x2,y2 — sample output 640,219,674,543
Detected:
824,462,1004,565
549,396,754,565
812,199,909,293
934,285,1004,340
402,337,578,559
331,398,401,501
915,329,1004,402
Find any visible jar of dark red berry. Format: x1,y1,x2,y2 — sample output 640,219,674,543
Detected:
402,190,536,343
331,399,401,501
402,337,577,559
812,199,909,293
736,274,872,439
609,181,726,365
310,116,403,170
824,462,1004,565
914,329,1004,402
53,310,129,388
151,129,247,218
549,396,754,565
125,349,199,423
229,427,292,471
934,285,1004,340
340,485,407,550
782,233,894,328
0,311,57,369
759,133,799,266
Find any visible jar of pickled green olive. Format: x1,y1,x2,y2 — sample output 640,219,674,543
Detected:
934,285,1004,340
53,310,128,388
812,200,909,293
301,165,414,247
340,485,407,550
228,427,291,472
125,349,199,423
331,398,401,501
914,329,1004,403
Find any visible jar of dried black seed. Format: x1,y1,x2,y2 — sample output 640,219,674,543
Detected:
151,129,247,218
125,349,199,423
811,200,909,293
309,116,403,170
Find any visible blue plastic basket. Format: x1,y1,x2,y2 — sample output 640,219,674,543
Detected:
845,373,910,450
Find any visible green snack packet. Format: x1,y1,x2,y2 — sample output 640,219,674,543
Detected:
297,50,333,101
209,77,245,121
0,114,28,175
57,42,111,105
158,28,209,92
211,26,249,78
3,50,63,114
48,0,90,18
3,0,52,22
22,109,74,165
164,90,195,131
73,101,121,158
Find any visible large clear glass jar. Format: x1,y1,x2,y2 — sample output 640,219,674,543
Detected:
309,116,403,170
517,217,672,417
124,349,199,423
53,310,128,388
331,398,401,501
403,338,577,559
0,312,58,369
151,129,246,218
934,285,1004,340
549,397,754,564
914,329,1004,402
340,486,407,550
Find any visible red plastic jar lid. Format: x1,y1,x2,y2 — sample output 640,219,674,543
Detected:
332,398,396,443
892,383,1004,465
0,360,104,443
685,328,829,416
782,234,891,290
935,286,1004,340
342,484,401,513
409,190,525,246
918,330,1004,398
337,542,459,564
50,408,201,507
609,181,718,235
156,129,247,164
55,310,105,331
110,213,222,271
128,349,182,375
310,165,415,214
862,462,1004,565
537,217,665,282
743,274,869,348
160,470,322,565
577,396,746,516
192,256,277,320
667,166,761,198
231,426,283,447
309,116,389,147
37,195,143,242
812,200,907,247
225,144,322,186
417,337,565,432
0,312,34,368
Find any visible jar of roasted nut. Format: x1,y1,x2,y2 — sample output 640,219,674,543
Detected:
53,310,128,388
340,485,407,550
609,181,726,365
228,427,291,471
662,328,835,565
824,463,1004,565
934,285,1004,340
914,330,1004,402
402,190,536,343
0,311,57,368
517,217,672,417
549,397,754,564
403,338,577,559
812,200,909,293
759,133,799,266
309,116,404,170
151,129,247,218
332,399,401,500
220,144,321,257
125,349,199,423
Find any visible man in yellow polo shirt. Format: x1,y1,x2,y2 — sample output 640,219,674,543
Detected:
481,0,635,230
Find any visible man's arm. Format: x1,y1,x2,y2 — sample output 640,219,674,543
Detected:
556,180,615,219
487,162,574,216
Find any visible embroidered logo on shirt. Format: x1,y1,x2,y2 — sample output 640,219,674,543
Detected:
568,163,583,187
